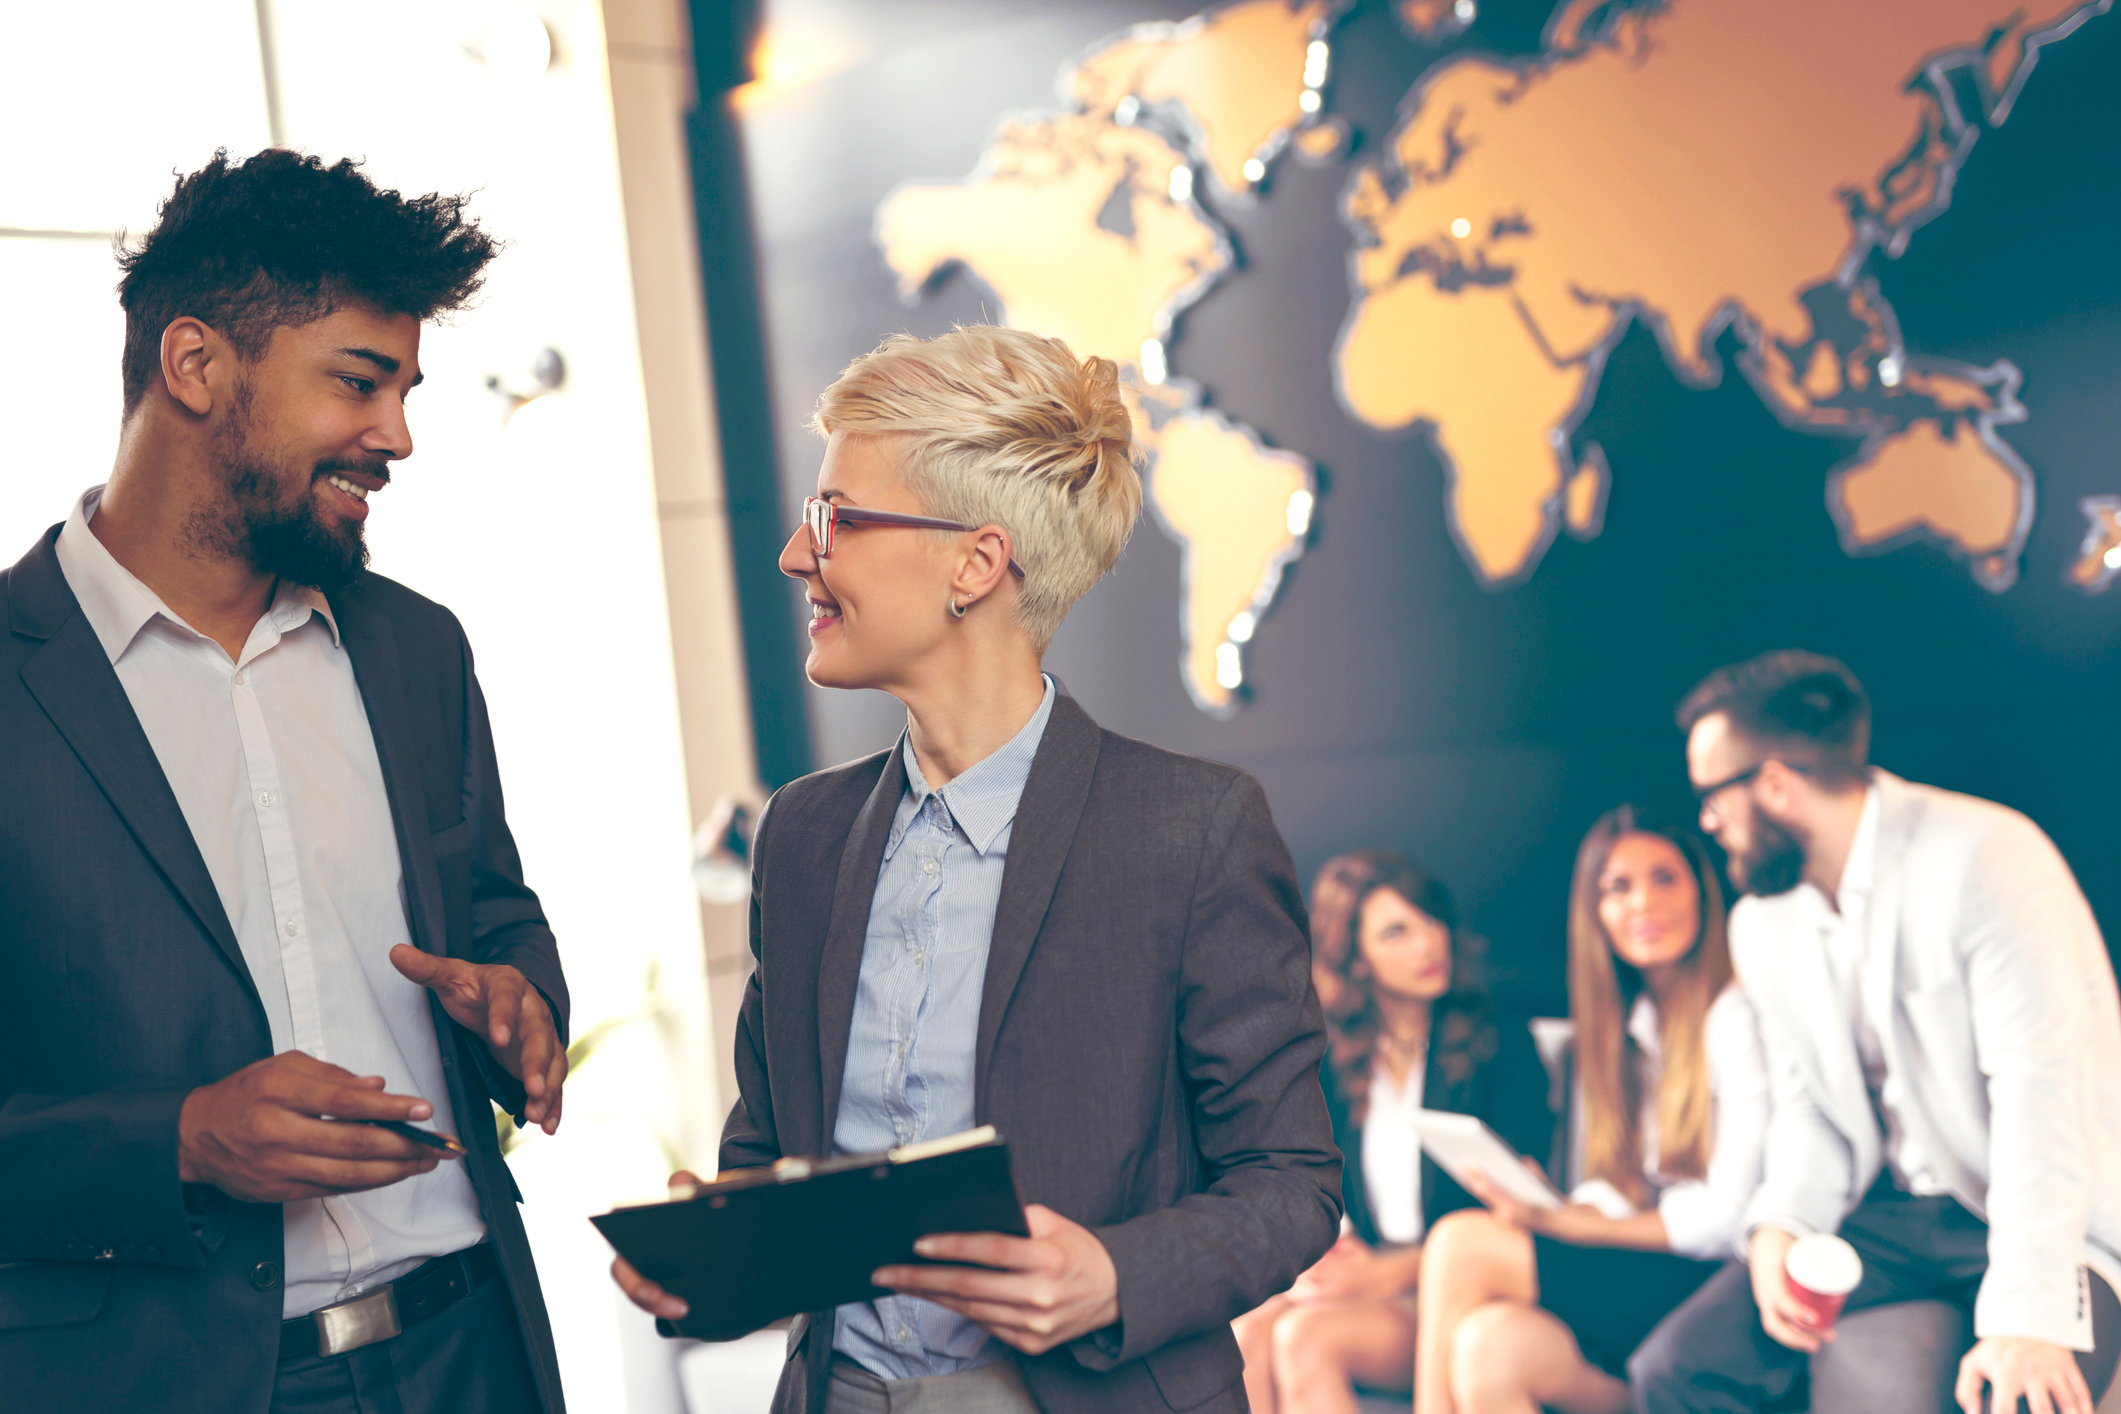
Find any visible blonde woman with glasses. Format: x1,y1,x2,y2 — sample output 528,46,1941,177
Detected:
1409,807,1769,1414
614,326,1341,1414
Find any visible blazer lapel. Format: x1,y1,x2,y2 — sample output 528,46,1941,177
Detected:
974,694,1100,1119
13,538,251,993
814,744,908,1154
1860,775,1917,1144
332,586,446,957
1417,1041,1458,1219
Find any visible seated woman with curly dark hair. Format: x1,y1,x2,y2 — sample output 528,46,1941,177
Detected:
1234,851,1554,1413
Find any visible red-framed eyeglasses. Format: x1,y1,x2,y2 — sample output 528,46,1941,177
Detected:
801,497,1026,578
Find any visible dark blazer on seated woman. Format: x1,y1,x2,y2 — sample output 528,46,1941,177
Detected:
722,691,1344,1414
1321,1012,1555,1248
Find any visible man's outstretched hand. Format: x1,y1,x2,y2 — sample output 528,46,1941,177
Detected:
178,1051,452,1203
390,945,566,1134
873,1203,1120,1356
1956,1336,2095,1414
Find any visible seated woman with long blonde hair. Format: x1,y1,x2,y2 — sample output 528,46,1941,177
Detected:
1235,851,1552,1413
1411,807,1769,1414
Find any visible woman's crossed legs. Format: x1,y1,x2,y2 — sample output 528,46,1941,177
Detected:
1413,1210,1630,1414
1236,1291,1418,1414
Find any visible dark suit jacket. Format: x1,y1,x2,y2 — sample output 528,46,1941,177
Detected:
722,691,1343,1414
1321,1012,1556,1250
0,526,569,1414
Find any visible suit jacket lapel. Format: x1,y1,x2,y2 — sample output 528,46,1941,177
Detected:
1860,775,1914,1116
13,536,252,994
1416,1040,1459,1219
974,694,1100,1119
1784,778,1892,1162
814,744,908,1154
332,585,446,957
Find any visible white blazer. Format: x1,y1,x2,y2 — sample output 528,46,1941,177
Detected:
1731,770,2121,1349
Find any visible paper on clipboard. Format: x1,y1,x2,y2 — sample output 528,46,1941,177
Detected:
1409,1110,1565,1211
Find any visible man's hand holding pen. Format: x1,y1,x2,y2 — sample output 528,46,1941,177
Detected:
177,1051,456,1203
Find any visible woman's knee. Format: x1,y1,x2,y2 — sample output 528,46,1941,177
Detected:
1234,1301,1281,1367
1270,1301,1363,1381
1449,1302,1536,1406
1425,1206,1504,1259
1269,1302,1330,1365
1422,1209,1532,1300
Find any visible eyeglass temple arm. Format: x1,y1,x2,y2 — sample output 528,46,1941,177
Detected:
819,504,1026,578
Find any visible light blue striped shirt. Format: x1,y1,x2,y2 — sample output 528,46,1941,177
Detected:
830,676,1056,1380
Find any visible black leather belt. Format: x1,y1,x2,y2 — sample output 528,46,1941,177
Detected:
278,1243,501,1362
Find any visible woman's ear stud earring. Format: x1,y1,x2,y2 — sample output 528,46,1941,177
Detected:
948,596,967,619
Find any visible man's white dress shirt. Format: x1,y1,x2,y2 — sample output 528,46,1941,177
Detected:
55,488,485,1318
1803,788,1947,1195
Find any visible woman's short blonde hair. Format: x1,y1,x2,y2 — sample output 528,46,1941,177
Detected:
809,325,1142,650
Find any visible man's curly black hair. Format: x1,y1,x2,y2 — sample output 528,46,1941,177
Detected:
115,149,499,411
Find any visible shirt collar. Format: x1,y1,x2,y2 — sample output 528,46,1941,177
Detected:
54,486,341,663
1626,991,1661,1057
896,675,1057,856
1836,783,1882,904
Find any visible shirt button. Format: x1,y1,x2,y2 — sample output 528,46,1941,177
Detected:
250,1261,281,1291
283,919,299,937
258,791,275,808
921,858,939,876
233,672,246,686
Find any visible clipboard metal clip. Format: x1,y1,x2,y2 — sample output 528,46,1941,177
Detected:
772,1157,814,1183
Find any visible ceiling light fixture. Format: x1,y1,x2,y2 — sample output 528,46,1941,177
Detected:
482,6,553,81
487,347,567,424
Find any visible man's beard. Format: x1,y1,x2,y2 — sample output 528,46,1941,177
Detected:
205,382,375,593
1727,800,1807,897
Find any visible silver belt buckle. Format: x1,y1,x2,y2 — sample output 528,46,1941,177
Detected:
313,1285,403,1356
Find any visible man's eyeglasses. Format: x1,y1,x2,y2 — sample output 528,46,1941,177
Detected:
1694,760,1809,820
1692,762,1766,802
801,497,1025,579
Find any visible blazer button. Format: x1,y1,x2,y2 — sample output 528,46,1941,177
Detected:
250,1261,282,1291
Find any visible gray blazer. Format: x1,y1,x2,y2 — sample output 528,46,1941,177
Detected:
723,691,1342,1413
0,526,568,1414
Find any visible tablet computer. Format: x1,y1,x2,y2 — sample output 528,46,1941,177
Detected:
1409,1110,1566,1211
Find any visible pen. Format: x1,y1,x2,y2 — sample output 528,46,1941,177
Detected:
344,1117,469,1157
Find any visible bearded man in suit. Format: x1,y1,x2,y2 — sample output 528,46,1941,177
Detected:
0,150,569,1414
1631,651,2121,1414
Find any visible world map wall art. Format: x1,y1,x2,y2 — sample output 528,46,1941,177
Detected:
875,0,2121,716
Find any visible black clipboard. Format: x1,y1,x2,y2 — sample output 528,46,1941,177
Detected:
591,1126,1029,1341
